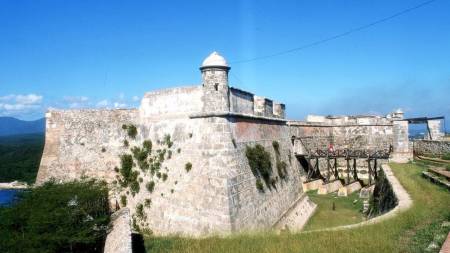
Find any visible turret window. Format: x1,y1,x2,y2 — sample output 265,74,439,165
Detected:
214,83,219,91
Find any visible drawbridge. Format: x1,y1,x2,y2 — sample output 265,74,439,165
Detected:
293,136,392,187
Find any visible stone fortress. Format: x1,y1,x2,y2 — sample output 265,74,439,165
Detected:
36,52,444,236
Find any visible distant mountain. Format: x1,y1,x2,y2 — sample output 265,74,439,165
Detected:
0,117,45,136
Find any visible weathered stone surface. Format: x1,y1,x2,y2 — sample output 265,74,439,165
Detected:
302,179,324,192
414,140,450,156
104,208,132,253
318,180,343,194
274,194,317,232
337,181,362,197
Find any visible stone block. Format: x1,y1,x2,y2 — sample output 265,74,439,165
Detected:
337,181,362,197
302,179,324,192
318,180,343,194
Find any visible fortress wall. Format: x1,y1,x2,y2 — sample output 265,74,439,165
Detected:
120,116,233,236
140,86,203,119
36,109,139,185
229,87,254,115
226,117,304,231
413,140,450,156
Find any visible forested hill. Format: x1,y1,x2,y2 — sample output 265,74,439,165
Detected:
0,134,44,184
0,117,45,136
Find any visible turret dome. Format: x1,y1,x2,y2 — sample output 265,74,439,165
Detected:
201,51,229,68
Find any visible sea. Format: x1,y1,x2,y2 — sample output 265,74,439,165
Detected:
0,189,21,206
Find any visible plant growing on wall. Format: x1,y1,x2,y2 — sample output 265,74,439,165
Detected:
185,162,192,172
122,124,137,139
146,181,155,193
245,144,272,188
273,141,288,179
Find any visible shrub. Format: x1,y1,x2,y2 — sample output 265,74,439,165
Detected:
144,198,152,207
162,173,168,181
272,141,280,155
127,124,138,139
245,144,272,185
143,140,152,154
185,162,192,172
170,189,174,194
277,160,288,179
121,195,127,207
256,178,264,192
156,172,162,178
368,169,398,217
123,139,129,147
130,181,140,195
163,134,173,148
122,124,128,130
177,148,181,153
445,164,450,171
118,154,137,186
136,203,145,220
441,153,450,160
146,181,155,193
131,146,148,162
167,150,172,159
101,147,106,152
0,180,111,253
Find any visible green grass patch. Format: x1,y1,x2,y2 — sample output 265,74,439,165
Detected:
144,163,450,253
303,191,364,231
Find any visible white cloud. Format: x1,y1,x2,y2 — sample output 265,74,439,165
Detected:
113,102,127,108
63,96,90,109
132,96,140,102
0,93,43,116
96,99,109,107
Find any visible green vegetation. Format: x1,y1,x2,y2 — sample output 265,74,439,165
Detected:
146,181,155,193
122,124,137,139
144,163,450,253
0,180,110,253
245,144,273,188
368,169,397,217
164,134,173,148
0,134,44,184
303,191,364,231
441,152,450,160
185,162,192,172
120,195,127,207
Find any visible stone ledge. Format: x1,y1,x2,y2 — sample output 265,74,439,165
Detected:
189,111,287,122
104,208,132,253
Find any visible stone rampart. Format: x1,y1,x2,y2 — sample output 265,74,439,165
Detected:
413,140,450,156
36,109,139,184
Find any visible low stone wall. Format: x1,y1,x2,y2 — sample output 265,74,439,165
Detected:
104,208,132,253
413,140,450,156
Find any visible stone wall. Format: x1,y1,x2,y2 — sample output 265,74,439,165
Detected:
413,140,450,156
104,208,132,253
227,117,305,231
229,87,254,115
36,109,139,184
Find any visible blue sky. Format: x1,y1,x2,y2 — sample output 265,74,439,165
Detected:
0,0,449,129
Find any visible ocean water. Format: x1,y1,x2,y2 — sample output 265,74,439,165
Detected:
0,189,20,206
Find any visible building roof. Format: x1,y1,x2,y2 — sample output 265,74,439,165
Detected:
201,51,228,68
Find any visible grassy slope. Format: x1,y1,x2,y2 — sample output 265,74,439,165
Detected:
145,163,450,253
303,191,364,231
0,134,44,184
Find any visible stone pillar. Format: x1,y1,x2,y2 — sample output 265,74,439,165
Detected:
426,119,444,140
391,120,412,163
273,102,285,119
253,96,265,116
